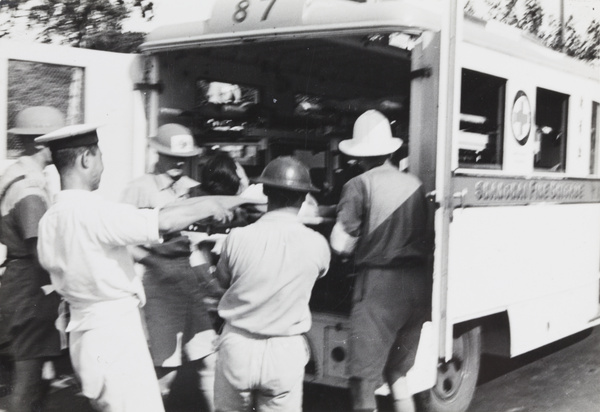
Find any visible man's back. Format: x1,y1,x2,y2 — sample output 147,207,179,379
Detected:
338,162,429,268
217,210,330,336
37,190,160,331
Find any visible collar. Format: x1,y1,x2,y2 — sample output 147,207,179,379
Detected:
18,155,45,174
154,173,199,192
379,160,397,171
55,189,96,200
367,160,398,174
257,208,302,223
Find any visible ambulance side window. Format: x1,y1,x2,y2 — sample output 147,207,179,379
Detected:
534,88,569,172
458,69,506,169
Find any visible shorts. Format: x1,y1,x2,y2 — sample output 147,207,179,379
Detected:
349,266,429,385
10,315,62,361
142,255,216,367
0,260,62,361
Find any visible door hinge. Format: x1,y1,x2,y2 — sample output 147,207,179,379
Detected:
410,67,432,79
134,82,163,93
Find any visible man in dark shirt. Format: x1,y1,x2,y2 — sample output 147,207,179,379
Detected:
330,110,431,412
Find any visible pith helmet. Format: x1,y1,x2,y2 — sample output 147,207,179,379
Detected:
9,106,66,135
149,123,200,157
339,110,402,157
254,156,318,192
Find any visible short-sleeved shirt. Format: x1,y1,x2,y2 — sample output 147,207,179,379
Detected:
0,156,61,356
37,190,160,332
121,173,199,209
0,156,50,256
336,162,429,268
217,209,330,336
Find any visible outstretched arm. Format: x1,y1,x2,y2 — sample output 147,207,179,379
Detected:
158,196,233,234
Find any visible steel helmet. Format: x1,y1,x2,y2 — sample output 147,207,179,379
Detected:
149,123,200,157
8,106,66,135
254,156,318,192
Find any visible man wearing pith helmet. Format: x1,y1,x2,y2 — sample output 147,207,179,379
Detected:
330,110,432,412
121,123,218,411
214,156,331,412
0,106,65,412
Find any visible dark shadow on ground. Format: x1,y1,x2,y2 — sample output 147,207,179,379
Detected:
478,328,594,385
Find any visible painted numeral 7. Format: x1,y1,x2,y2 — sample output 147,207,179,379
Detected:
261,0,277,21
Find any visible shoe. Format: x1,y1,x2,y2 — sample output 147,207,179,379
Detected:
48,374,79,393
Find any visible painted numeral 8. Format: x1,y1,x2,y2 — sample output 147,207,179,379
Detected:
234,0,250,23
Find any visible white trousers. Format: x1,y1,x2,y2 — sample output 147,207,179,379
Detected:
69,309,164,412
215,325,309,412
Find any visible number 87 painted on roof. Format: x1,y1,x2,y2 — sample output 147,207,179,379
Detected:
210,0,303,32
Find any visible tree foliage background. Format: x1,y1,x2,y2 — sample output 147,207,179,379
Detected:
466,0,600,62
0,0,153,53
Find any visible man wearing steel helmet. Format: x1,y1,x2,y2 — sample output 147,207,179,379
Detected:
0,106,65,412
330,110,432,412
121,123,219,411
214,156,330,412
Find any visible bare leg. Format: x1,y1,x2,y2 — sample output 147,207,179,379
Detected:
194,353,216,412
389,377,415,412
349,377,378,412
155,367,177,399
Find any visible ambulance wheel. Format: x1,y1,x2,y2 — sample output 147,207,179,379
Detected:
416,324,481,412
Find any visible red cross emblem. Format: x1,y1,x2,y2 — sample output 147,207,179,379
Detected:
511,91,532,145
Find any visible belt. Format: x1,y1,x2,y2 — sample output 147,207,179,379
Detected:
222,323,302,340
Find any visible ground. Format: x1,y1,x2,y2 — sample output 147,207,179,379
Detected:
1,326,599,412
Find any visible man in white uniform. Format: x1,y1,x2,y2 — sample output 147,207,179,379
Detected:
34,124,236,412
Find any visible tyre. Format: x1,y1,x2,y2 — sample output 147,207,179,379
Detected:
416,325,481,412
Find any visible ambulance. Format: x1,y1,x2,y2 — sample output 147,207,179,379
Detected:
131,0,600,410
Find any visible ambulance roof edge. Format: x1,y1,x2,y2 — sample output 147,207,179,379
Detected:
140,0,442,53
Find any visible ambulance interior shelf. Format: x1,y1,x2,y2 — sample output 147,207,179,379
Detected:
458,113,495,165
